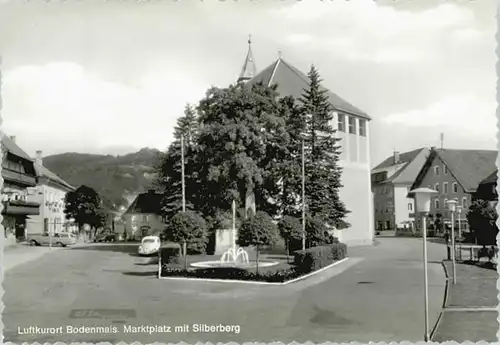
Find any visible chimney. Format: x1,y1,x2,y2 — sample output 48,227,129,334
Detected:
393,151,400,164
9,136,15,143
35,150,43,166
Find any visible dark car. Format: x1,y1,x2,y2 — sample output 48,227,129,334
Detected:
94,232,117,243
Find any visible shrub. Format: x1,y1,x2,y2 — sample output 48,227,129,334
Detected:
293,243,347,273
467,199,499,245
159,243,182,265
278,215,303,253
163,211,208,254
237,211,279,248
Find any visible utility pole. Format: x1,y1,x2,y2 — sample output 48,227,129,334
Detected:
181,134,186,212
302,138,306,251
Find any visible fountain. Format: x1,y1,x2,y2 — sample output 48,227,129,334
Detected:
190,200,279,269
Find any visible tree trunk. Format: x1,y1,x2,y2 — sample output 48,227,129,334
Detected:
183,241,188,270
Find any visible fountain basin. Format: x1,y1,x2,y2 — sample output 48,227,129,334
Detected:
190,260,279,268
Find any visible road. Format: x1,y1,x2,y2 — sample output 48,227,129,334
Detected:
3,238,446,343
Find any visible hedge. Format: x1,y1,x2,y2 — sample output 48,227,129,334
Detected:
293,243,347,273
161,266,303,283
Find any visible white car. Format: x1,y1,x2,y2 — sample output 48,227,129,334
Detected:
138,235,161,256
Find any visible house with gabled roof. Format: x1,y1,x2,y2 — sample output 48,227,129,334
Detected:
26,150,76,237
238,38,374,246
371,148,430,231
122,189,165,240
410,147,497,232
1,134,40,246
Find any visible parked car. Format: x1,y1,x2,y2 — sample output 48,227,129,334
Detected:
138,235,161,256
27,232,77,247
94,232,117,243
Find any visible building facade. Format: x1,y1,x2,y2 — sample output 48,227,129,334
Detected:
371,148,430,231
122,189,166,240
1,135,40,246
410,148,497,232
26,150,76,236
243,40,374,246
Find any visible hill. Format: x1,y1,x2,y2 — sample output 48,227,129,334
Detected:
42,148,161,211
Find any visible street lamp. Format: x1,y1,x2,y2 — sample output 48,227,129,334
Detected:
456,205,463,240
409,187,437,342
446,199,458,285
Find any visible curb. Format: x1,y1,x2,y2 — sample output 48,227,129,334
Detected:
430,260,451,341
158,257,350,286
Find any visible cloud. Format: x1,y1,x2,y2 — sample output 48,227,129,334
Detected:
272,1,486,64
2,62,209,155
383,93,497,136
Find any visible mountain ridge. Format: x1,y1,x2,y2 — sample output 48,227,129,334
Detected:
42,148,162,211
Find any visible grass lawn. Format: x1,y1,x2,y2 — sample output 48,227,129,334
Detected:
432,311,498,342
443,261,498,308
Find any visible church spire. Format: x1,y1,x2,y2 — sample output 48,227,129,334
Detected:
237,34,257,84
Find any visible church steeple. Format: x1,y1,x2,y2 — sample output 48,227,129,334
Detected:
237,34,257,84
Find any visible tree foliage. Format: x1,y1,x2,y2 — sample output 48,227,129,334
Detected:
237,211,279,247
164,211,208,254
278,215,303,252
279,65,350,228
64,185,107,235
467,199,498,245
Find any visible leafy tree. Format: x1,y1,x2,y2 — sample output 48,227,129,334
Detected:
467,199,498,245
163,211,208,254
64,185,107,240
194,83,290,218
237,211,279,273
278,215,303,254
305,216,336,248
294,65,350,228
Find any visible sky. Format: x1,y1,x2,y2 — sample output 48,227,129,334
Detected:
0,0,497,167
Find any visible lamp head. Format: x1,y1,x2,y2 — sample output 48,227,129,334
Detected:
456,204,463,214
446,199,458,212
408,187,438,213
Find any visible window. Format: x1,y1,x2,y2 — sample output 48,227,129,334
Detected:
359,119,366,137
444,198,448,209
338,114,346,132
142,215,148,222
443,182,448,194
444,165,448,175
348,116,356,134
408,203,413,211
462,197,467,208
434,199,440,209
452,182,458,193
434,166,440,176
434,183,440,193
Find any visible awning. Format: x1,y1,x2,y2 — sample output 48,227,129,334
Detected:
3,202,40,216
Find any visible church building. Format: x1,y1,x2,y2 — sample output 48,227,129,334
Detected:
238,37,374,246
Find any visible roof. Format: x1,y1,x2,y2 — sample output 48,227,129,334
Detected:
479,170,497,185
1,133,33,162
35,163,75,191
124,190,162,215
246,57,370,120
372,148,429,184
373,148,425,170
413,148,497,193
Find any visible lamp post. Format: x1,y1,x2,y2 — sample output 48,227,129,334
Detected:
446,199,458,285
456,205,462,240
301,137,306,251
409,187,437,342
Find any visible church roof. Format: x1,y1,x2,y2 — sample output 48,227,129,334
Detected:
246,57,370,120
